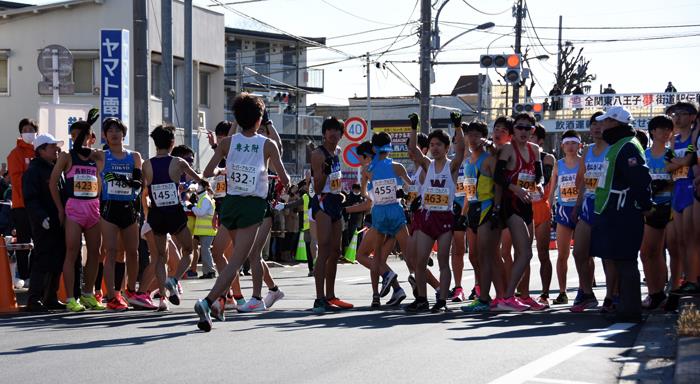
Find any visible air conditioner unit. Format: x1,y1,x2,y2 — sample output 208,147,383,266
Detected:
198,110,206,129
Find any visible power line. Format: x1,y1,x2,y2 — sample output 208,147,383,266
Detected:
440,20,700,30
460,0,511,16
524,0,556,56
375,0,420,60
320,0,397,26
326,22,419,40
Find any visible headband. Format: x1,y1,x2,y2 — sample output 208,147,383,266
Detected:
562,137,581,145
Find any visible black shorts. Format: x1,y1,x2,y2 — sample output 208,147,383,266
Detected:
467,202,482,234
101,200,139,229
452,202,467,232
645,203,672,230
503,192,533,226
311,193,344,222
147,207,188,236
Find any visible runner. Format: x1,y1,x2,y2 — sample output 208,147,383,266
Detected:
405,111,465,313
142,124,209,308
309,117,352,313
550,130,582,304
49,117,105,311
194,93,289,331
451,131,469,302
529,124,555,307
641,115,674,309
570,112,607,312
493,112,544,311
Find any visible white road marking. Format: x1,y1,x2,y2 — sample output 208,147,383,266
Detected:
527,378,599,384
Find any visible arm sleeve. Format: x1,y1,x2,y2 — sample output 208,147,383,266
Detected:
534,161,544,185
494,159,510,188
543,163,554,185
619,143,653,211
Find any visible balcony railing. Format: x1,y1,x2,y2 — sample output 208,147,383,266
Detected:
224,62,324,91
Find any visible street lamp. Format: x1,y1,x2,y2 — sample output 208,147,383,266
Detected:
433,22,495,61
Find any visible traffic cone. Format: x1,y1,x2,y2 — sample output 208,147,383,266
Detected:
344,230,358,263
57,274,68,302
0,237,18,313
549,230,557,250
295,233,307,262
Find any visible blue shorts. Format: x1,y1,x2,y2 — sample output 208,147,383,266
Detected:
311,193,344,222
579,196,597,226
371,203,407,236
672,179,694,213
555,204,576,229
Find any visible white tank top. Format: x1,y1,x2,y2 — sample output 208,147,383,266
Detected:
420,159,455,212
226,133,268,198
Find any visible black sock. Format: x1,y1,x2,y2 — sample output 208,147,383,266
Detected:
253,295,262,301
270,285,278,292
94,263,104,291
115,262,125,291
204,297,213,307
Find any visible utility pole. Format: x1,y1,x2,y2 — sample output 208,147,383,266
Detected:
366,52,372,130
133,0,149,156
419,0,431,134
184,0,193,149
161,0,173,124
511,0,523,108
556,15,563,88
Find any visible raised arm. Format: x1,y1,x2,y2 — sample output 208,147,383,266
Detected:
408,113,430,172
204,136,230,178
450,112,466,176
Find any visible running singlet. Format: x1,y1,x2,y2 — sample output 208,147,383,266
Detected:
506,144,537,196
368,157,401,206
672,133,694,181
226,133,268,198
65,151,99,200
320,146,342,195
101,149,136,201
556,158,579,206
583,144,608,198
405,167,423,205
454,165,466,206
213,158,227,199
420,159,455,212
148,156,180,209
646,148,672,204
464,152,488,203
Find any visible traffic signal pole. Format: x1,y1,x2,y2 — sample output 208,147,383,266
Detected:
512,0,523,108
419,0,431,134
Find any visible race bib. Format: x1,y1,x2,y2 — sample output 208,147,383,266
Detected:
650,172,671,181
672,166,689,181
455,176,466,198
372,178,398,205
213,174,227,198
405,184,419,204
465,177,477,202
106,172,132,196
516,172,537,193
329,171,342,194
423,187,450,211
74,174,98,198
151,183,179,207
559,175,578,203
230,164,257,194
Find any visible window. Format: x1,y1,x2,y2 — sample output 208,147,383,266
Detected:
151,61,161,98
199,71,209,107
0,58,8,94
72,58,96,94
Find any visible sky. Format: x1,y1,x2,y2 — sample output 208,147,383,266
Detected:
34,0,700,106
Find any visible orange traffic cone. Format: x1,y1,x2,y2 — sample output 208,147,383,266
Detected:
0,237,18,313
57,274,68,302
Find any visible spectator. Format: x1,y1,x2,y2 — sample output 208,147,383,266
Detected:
7,118,38,288
549,86,562,111
342,183,365,251
602,83,616,94
665,81,677,93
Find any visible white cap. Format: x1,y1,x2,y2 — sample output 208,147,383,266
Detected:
33,133,64,150
595,106,633,124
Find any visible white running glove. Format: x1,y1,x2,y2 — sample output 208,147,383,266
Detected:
42,217,50,230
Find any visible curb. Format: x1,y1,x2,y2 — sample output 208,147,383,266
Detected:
674,295,700,384
618,313,676,383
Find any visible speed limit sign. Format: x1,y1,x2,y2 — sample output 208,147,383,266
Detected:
344,117,368,142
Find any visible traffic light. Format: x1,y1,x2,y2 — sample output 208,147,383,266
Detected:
513,102,544,121
504,54,522,84
479,54,507,68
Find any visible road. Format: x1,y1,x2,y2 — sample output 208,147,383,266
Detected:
1,250,645,384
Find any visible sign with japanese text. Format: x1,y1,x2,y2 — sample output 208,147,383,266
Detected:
559,92,700,110
38,103,92,148
371,126,411,159
100,29,130,145
541,117,654,133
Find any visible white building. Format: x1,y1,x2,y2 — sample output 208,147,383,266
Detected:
0,0,224,162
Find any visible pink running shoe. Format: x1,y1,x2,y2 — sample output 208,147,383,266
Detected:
495,296,530,312
451,287,466,302
519,296,546,311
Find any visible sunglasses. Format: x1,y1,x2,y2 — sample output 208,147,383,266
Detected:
514,125,533,131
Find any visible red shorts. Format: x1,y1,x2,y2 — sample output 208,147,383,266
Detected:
532,199,551,227
65,198,100,230
411,209,454,240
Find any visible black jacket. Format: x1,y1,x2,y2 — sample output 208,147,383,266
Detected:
602,125,653,213
22,157,64,227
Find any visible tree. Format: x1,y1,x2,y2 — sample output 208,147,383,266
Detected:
554,43,596,95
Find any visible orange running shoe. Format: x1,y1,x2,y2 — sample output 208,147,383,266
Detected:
327,297,354,309
107,293,129,312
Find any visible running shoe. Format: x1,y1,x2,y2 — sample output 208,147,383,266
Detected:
404,298,429,313
435,289,441,303
327,297,354,309
125,290,158,310
672,281,700,295
474,285,481,298
643,292,667,310
519,296,546,311
94,290,103,304
641,295,652,308
313,298,329,314
157,297,169,312
573,288,585,306
184,270,198,279
165,277,181,306
380,270,397,298
461,299,490,313
66,297,86,312
235,297,247,307
431,299,448,313
371,294,381,309
495,296,530,312
263,289,285,308
451,287,466,302
210,297,226,321
536,295,550,309
177,281,184,295
569,294,599,313
407,274,417,298
107,293,128,312
553,292,569,305
490,297,504,310
13,277,24,289
198,272,216,279
79,293,106,310
386,288,407,306
194,299,212,332
238,297,267,312
224,295,237,310
600,297,615,313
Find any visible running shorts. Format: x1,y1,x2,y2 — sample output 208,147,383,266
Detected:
371,203,406,236
101,200,139,229
411,209,453,240
645,202,672,230
503,191,533,226
579,197,597,226
672,179,694,213
555,204,577,229
148,207,188,236
219,195,268,231
532,199,551,227
310,193,344,222
66,198,100,230
453,202,467,232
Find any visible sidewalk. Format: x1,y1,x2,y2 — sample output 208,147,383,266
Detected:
674,295,700,384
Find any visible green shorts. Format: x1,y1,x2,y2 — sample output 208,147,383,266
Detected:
219,195,268,230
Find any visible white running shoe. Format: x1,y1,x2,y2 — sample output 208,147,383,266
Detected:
13,278,24,290
237,297,267,312
263,289,285,309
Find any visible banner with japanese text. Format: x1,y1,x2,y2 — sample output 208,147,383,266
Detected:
100,29,130,145
558,92,700,110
